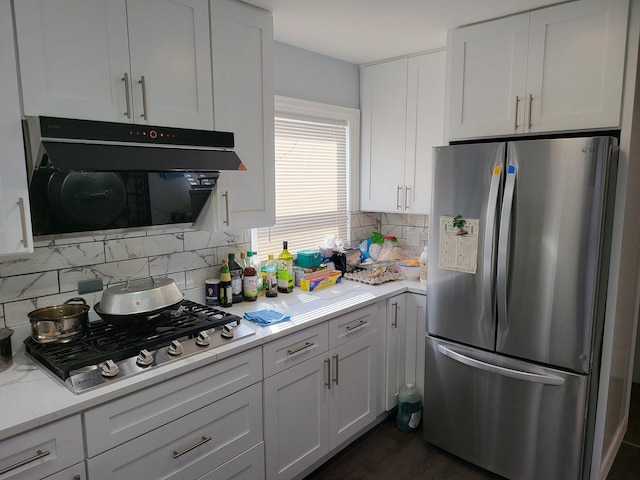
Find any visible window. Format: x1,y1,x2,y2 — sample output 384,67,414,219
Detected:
253,96,359,257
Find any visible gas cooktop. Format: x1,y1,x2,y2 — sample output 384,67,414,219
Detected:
24,300,254,394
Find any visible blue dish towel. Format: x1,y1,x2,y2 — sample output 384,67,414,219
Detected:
243,309,291,326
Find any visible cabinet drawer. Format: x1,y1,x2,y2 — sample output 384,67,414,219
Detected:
0,415,83,480
43,462,86,479
263,323,328,377
198,442,264,480
87,383,263,480
328,304,378,349
84,348,262,457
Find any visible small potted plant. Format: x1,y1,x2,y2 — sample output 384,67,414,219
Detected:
453,215,468,236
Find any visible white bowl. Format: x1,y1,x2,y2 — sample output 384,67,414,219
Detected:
396,260,420,280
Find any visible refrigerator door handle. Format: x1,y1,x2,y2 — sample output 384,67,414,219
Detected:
437,344,565,386
497,163,517,332
483,163,502,320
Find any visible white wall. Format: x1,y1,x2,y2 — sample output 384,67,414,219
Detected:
274,41,360,109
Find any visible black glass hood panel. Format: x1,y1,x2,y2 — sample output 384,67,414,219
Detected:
23,117,241,236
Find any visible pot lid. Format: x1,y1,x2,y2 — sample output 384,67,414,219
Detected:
99,277,184,316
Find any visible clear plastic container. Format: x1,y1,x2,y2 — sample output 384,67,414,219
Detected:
396,383,422,432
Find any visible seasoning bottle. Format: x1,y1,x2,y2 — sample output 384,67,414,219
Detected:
277,241,294,293
219,259,232,307
264,253,278,298
243,251,258,302
229,253,243,304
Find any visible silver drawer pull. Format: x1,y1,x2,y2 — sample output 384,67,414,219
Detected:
17,197,29,248
346,320,368,332
287,341,314,356
333,354,339,385
324,358,331,390
0,449,51,475
173,435,212,458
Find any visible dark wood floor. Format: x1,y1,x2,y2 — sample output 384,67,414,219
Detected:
304,383,640,480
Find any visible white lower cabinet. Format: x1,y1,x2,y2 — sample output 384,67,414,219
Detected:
43,462,86,480
263,305,379,480
87,382,262,480
197,442,265,480
0,415,84,480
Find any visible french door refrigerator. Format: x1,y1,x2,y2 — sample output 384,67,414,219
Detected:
424,136,617,480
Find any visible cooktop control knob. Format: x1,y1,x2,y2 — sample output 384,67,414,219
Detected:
136,349,154,366
101,359,119,378
168,340,184,356
221,323,235,339
196,331,210,347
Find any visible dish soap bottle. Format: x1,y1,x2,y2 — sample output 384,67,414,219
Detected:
277,241,294,293
419,246,428,287
243,251,258,302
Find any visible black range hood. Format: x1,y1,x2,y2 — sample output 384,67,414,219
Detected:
23,116,246,176
22,117,245,237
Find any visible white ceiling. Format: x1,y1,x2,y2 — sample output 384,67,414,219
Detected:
242,0,565,64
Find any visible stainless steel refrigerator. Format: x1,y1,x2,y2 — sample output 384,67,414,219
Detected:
424,136,617,480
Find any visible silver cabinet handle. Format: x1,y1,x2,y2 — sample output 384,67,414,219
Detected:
0,449,51,475
437,344,564,386
527,94,533,129
396,186,402,210
139,75,148,120
332,354,339,385
287,341,314,356
324,358,331,390
391,302,398,328
346,320,368,332
222,191,230,226
122,72,132,119
172,435,211,458
514,96,520,130
404,186,410,210
17,197,29,248
73,475,81,480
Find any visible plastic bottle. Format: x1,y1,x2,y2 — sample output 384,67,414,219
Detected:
228,253,243,304
264,253,278,298
277,241,294,293
419,246,428,287
243,251,258,302
253,252,264,296
219,259,233,307
396,384,422,432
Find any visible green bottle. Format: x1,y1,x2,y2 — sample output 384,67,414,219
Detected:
277,241,294,293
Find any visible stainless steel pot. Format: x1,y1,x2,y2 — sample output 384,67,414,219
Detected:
28,297,89,343
94,277,184,326
0,328,13,372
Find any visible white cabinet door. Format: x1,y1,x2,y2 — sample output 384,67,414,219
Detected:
526,0,628,133
405,52,445,214
384,294,406,410
126,0,213,129
13,0,131,122
406,293,426,401
360,58,408,212
448,13,529,140
210,0,275,231
328,331,378,447
14,0,213,129
0,0,33,255
263,355,329,480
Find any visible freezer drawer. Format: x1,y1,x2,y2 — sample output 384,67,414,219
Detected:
424,336,588,480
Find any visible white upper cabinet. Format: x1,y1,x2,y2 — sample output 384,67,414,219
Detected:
448,0,629,140
210,0,275,231
0,0,33,256
13,0,213,130
360,51,445,214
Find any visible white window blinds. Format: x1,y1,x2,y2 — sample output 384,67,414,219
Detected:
254,114,349,257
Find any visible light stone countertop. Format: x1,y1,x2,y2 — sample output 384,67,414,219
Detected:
0,279,425,442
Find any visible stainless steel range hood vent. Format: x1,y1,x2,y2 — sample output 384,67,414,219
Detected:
23,116,246,179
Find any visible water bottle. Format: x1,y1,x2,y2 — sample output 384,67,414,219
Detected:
396,383,421,432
